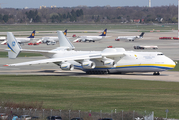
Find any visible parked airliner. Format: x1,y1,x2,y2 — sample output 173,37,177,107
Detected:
4,31,175,75
73,29,107,42
115,32,145,41
0,36,6,41
1,30,36,45
36,29,67,45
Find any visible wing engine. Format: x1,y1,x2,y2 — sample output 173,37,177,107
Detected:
101,58,116,67
81,60,96,69
60,62,74,70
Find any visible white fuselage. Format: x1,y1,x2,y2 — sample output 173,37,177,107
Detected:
115,36,140,41
0,37,6,41
42,37,59,42
1,38,33,45
41,37,69,44
16,38,32,43
43,48,175,73
73,36,104,42
81,36,103,40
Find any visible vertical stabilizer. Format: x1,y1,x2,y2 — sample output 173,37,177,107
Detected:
28,30,36,38
63,29,67,36
7,32,21,59
57,31,75,50
139,32,145,38
99,29,107,36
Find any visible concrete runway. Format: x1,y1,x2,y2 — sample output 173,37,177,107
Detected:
0,29,179,81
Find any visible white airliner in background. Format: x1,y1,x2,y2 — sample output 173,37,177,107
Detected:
0,36,6,41
4,31,175,75
1,30,36,45
36,29,67,45
115,32,145,41
73,29,107,42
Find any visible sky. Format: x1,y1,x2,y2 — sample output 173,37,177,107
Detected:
0,0,178,9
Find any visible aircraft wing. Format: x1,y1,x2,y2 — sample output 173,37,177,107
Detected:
5,48,56,54
4,52,125,66
1,40,7,45
4,54,102,66
73,38,82,42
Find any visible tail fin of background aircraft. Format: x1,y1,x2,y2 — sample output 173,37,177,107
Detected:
7,32,22,59
139,32,145,38
99,29,107,36
63,29,67,36
57,31,75,50
28,30,36,38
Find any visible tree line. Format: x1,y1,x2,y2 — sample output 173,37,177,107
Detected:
0,5,177,24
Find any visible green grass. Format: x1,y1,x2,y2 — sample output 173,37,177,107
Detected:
0,51,42,58
0,24,177,32
0,75,179,118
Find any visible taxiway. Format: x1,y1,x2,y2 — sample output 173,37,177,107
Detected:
0,29,179,81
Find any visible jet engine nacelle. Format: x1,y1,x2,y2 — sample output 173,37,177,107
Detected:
60,62,74,71
81,60,96,69
101,58,116,67
81,39,86,42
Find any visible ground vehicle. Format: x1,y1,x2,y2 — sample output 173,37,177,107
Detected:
0,113,8,120
98,118,113,120
47,41,56,45
71,118,83,120
72,34,77,37
31,116,40,120
107,45,113,48
18,115,31,120
46,116,62,120
28,43,33,45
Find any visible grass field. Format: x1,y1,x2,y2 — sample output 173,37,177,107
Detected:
0,75,179,118
0,24,177,32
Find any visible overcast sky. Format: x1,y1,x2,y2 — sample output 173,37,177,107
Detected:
0,0,178,9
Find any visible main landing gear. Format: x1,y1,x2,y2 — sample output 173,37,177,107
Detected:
153,71,160,75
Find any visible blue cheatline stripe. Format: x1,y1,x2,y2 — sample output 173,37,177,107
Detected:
74,65,173,70
7,43,16,53
94,66,173,70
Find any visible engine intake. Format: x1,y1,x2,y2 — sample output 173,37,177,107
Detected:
60,62,74,71
101,58,116,67
81,60,96,69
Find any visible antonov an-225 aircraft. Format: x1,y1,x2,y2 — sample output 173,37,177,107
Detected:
4,31,175,75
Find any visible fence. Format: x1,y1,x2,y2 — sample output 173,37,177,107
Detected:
0,106,156,120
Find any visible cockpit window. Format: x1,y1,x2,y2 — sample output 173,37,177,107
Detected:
157,54,164,55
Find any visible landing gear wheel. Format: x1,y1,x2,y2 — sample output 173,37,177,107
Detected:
153,72,160,75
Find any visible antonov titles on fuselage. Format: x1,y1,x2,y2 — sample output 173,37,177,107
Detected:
4,31,175,75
